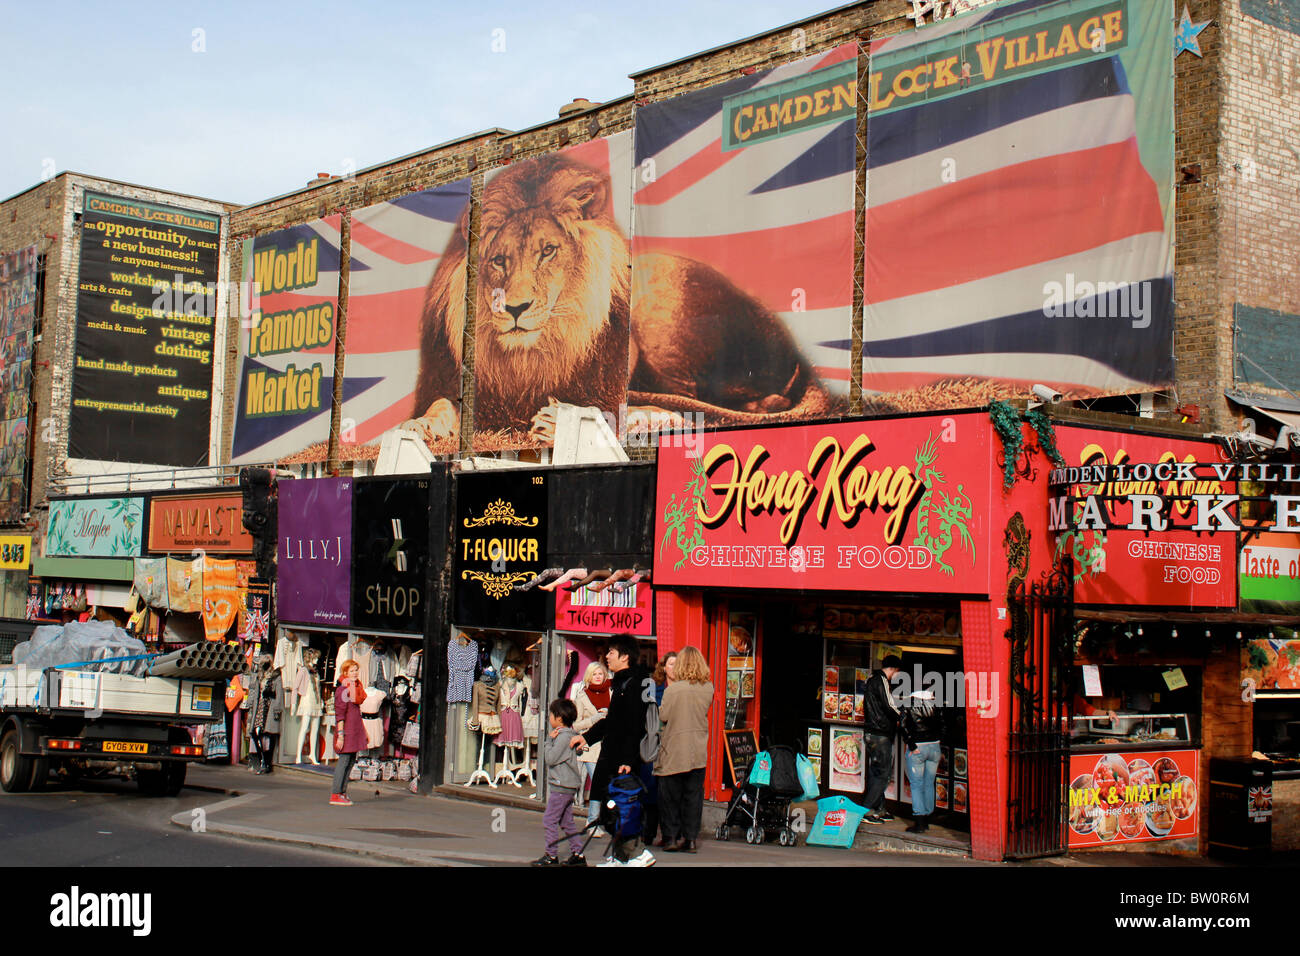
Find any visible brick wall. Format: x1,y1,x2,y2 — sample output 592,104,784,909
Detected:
1216,0,1300,425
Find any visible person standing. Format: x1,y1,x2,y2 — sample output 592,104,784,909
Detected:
863,655,902,825
329,659,367,806
572,661,611,829
534,699,587,866
642,650,678,846
654,645,713,853
570,634,655,867
900,689,944,833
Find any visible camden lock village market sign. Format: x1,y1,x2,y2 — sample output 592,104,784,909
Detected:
454,470,548,631
148,492,254,553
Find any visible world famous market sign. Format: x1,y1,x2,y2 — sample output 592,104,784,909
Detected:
654,414,993,593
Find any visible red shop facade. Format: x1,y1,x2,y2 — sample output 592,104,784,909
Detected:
653,411,1047,860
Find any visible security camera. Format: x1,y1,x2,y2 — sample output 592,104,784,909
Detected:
1274,426,1298,451
1031,384,1063,404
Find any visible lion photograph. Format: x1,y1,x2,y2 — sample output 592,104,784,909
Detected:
408,136,837,450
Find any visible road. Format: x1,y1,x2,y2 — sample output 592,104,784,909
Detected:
0,773,378,867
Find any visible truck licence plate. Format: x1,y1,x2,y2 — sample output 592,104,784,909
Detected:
102,741,148,754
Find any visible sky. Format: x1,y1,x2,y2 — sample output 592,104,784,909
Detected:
0,0,842,206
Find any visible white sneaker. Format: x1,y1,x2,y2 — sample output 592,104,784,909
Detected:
596,857,626,867
625,850,656,867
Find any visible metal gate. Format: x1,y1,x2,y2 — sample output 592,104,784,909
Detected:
1005,558,1074,860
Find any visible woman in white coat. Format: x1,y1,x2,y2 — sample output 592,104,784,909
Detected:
570,660,611,829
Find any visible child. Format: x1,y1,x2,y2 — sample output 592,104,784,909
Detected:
533,698,587,866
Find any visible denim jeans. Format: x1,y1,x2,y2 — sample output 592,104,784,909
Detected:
332,751,357,796
906,741,941,816
864,733,895,811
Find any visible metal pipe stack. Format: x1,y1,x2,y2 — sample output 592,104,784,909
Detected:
148,642,246,679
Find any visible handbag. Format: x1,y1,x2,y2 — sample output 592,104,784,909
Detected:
401,719,420,749
796,752,821,802
478,712,502,736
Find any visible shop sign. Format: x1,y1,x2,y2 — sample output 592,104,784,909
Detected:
654,413,992,593
1239,532,1300,612
147,492,253,553
1068,749,1198,848
278,478,351,627
46,497,144,558
454,470,548,631
1049,427,1237,608
352,477,430,634
555,581,652,636
0,534,31,570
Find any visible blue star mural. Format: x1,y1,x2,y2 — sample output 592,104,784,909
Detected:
1175,5,1211,58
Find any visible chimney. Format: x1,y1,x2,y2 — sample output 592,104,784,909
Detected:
558,97,599,118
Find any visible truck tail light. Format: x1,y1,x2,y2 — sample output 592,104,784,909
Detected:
48,739,82,750
170,745,202,756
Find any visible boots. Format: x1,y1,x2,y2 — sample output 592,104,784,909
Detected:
905,815,929,834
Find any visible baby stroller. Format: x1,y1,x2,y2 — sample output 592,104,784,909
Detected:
715,745,803,846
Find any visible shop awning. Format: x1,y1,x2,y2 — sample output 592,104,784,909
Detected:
31,557,135,582
1076,608,1300,628
1226,387,1300,431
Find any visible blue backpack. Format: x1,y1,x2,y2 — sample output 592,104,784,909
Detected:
603,773,645,838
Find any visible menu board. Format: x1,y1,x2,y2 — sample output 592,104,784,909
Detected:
821,663,866,724
1068,749,1198,847
724,729,758,788
829,727,865,794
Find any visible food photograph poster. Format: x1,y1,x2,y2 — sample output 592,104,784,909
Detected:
1068,749,1198,847
829,727,865,794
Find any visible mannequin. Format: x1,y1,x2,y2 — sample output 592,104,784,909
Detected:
292,648,324,764
465,668,500,788
387,676,416,752
495,665,525,787
275,632,304,764
246,654,283,774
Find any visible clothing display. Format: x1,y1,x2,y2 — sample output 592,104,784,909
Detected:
292,662,322,717
447,635,478,703
201,557,240,642
521,672,540,741
497,676,525,747
249,670,284,735
166,557,203,613
275,634,305,694
133,557,168,609
335,638,373,685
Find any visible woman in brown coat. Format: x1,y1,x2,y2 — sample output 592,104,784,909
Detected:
653,645,714,852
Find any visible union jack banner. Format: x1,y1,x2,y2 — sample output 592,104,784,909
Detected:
863,0,1174,405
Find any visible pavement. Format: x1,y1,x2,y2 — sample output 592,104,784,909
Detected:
172,762,1232,867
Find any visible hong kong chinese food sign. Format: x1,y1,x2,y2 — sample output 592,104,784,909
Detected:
654,414,992,593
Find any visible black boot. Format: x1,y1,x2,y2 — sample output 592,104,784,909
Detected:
906,815,929,833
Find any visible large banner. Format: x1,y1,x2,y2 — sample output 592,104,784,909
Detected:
1068,750,1198,848
278,477,351,626
69,193,221,465
633,46,855,427
455,133,632,452
863,0,1174,407
232,218,341,464
0,246,37,521
342,182,470,456
654,412,993,593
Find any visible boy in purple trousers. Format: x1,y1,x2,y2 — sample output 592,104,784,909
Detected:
533,699,587,866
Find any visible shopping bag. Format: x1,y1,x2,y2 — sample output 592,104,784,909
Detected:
796,753,821,802
746,750,773,787
806,795,867,848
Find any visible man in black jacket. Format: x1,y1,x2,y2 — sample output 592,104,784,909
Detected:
570,634,655,866
862,655,902,824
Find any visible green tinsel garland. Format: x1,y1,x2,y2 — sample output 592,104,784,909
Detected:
989,400,1067,490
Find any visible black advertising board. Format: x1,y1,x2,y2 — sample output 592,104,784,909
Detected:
454,469,548,631
70,192,221,465
351,477,430,634
724,729,759,788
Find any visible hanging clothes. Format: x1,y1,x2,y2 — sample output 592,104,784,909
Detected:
133,557,168,609
447,636,478,704
166,557,204,613
292,666,322,718
201,557,239,642
336,639,373,685
274,635,304,694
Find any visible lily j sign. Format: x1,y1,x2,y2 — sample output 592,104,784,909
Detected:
654,414,992,593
